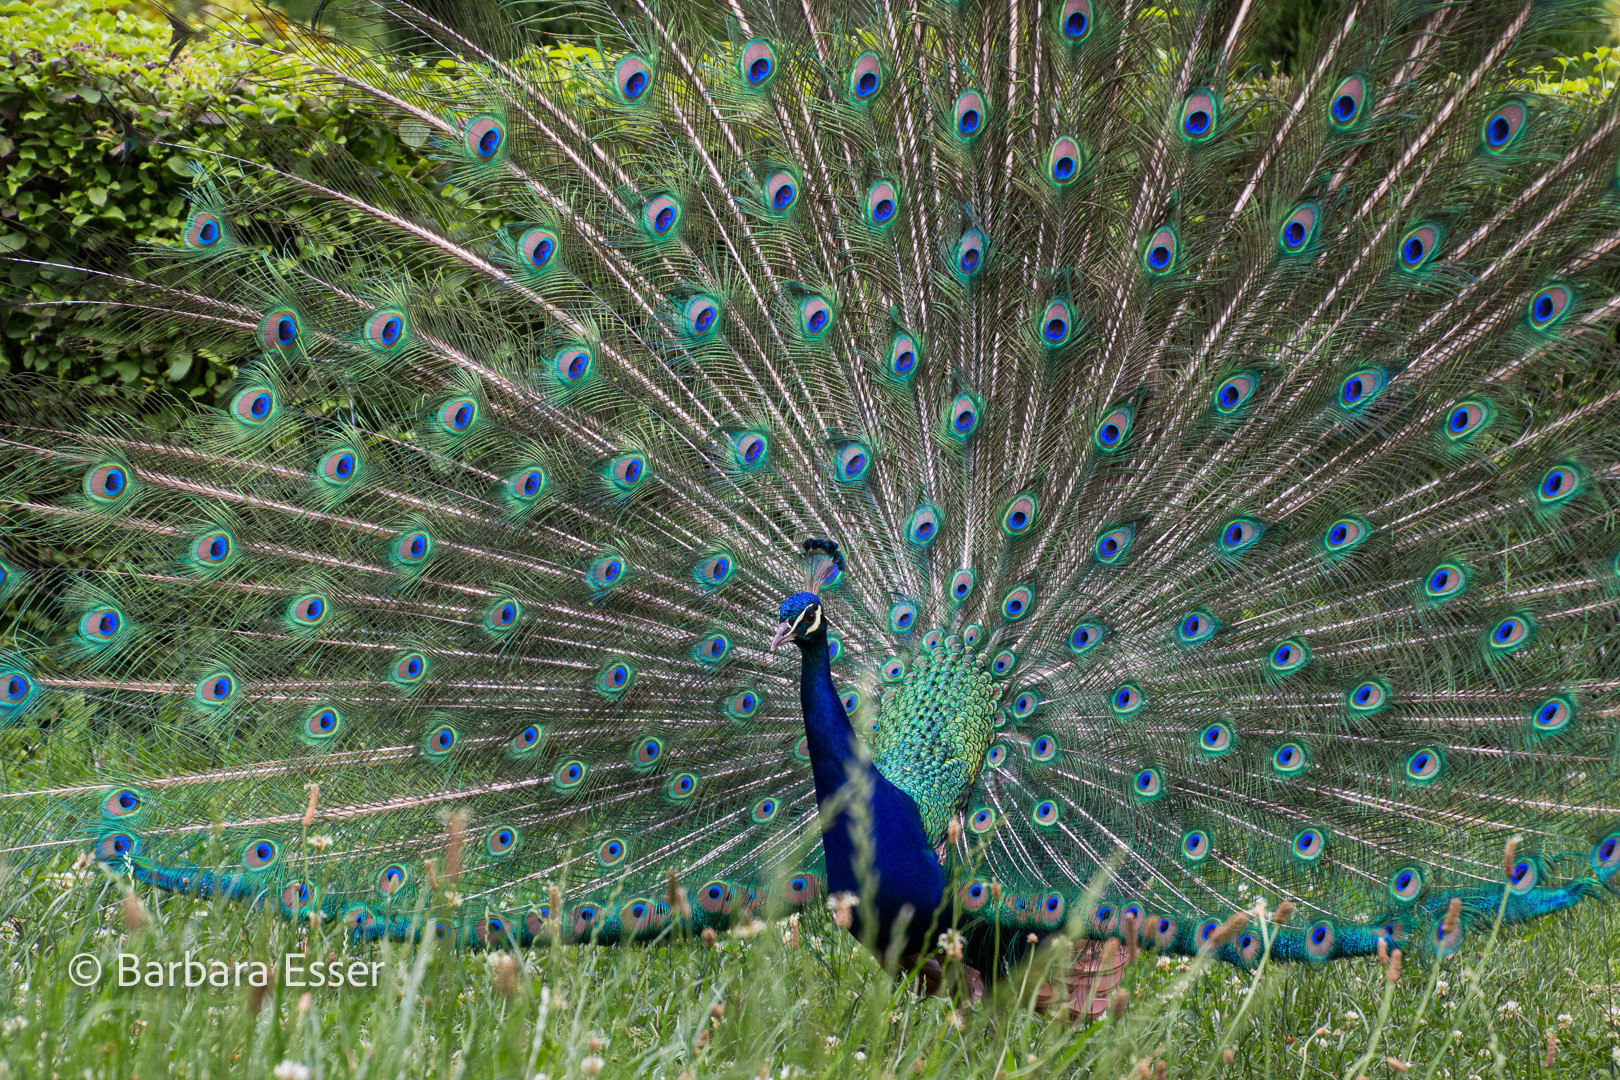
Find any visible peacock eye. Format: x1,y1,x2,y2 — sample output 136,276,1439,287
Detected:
1057,0,1092,40
1488,614,1534,652
1279,203,1318,253
464,116,505,161
232,388,276,425
764,171,797,213
836,442,871,481
1096,526,1135,564
954,90,986,140
440,398,479,433
1144,226,1177,274
1177,611,1216,644
1443,400,1490,440
799,296,833,338
645,194,681,236
850,52,883,100
1213,373,1257,414
740,39,777,87
1481,99,1527,152
947,393,980,438
1110,683,1143,715
321,449,359,484
1047,137,1082,186
1399,224,1441,270
1069,622,1106,655
1198,723,1231,754
866,181,899,229
949,569,976,601
615,55,653,101
1180,90,1218,140
907,505,941,546
954,230,986,278
1039,299,1073,346
1338,368,1386,408
521,228,559,270
1329,75,1365,127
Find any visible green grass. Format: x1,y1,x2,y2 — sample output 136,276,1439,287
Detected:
2,866,1620,1079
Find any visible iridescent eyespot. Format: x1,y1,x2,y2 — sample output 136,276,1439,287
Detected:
488,826,519,855
1069,622,1105,655
599,838,627,865
1096,526,1134,563
520,227,558,270
1110,683,1143,715
364,309,406,350
85,463,131,502
1443,399,1490,440
196,673,236,706
1481,99,1526,152
1272,742,1307,775
260,309,299,351
232,387,276,425
103,788,141,818
1219,517,1262,552
1198,722,1232,754
1002,585,1033,621
850,51,883,100
881,658,905,682
487,598,520,630
986,744,1007,768
1214,373,1257,414
741,39,777,87
1056,0,1092,40
1347,680,1387,712
597,658,634,694
683,295,719,337
1538,464,1580,503
79,607,123,643
426,725,457,755
1002,495,1037,536
695,633,729,662
728,689,758,718
1182,830,1209,862
906,505,941,547
96,833,135,861
885,331,919,382
1030,735,1056,760
963,623,982,646
764,171,797,213
396,531,431,563
826,638,843,662
1398,224,1440,270
954,90,986,140
1304,920,1335,958
728,432,769,471
954,230,986,278
511,723,542,753
378,864,408,896
1488,614,1533,652
1180,90,1217,140
960,880,991,909
306,707,341,739
1269,639,1309,672
289,593,329,627
1532,696,1573,734
1177,611,1216,644
465,116,504,161
751,797,779,823
1424,563,1466,599
799,296,833,338
244,839,279,870
440,397,478,433
555,759,587,789
1338,368,1386,409
1132,768,1163,799
1032,799,1059,826
1507,858,1538,893
320,449,359,485
969,808,996,833
1039,299,1073,346
610,454,647,490
1143,227,1177,274
615,55,653,101
1329,75,1365,127
889,600,918,632
1293,828,1325,861
1405,747,1443,782
1279,203,1318,252
836,443,870,481
949,569,976,602
697,553,734,586
192,532,232,565
867,181,899,228
668,772,697,799
393,652,427,682
947,393,980,438
1323,518,1367,552
645,194,681,236
1528,285,1571,330
1047,137,1082,186
1389,867,1424,902
184,210,225,249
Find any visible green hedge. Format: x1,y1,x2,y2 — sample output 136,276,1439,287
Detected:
0,0,440,405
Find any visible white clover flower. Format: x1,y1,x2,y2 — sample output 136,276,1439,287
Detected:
1498,1000,1523,1019
853,1052,866,1063
1557,1013,1573,1031
824,1035,839,1050
273,1062,311,1080
580,1055,605,1076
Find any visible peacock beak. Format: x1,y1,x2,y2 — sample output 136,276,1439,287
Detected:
770,620,795,651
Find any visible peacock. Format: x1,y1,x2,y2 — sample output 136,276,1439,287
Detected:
3,0,1620,981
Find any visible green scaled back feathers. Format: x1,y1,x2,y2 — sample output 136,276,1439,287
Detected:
3,0,1620,964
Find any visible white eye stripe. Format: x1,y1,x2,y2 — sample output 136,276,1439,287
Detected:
804,606,822,635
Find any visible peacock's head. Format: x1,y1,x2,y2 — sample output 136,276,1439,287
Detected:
771,592,826,650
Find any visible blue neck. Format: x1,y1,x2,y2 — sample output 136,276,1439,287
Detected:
796,635,945,950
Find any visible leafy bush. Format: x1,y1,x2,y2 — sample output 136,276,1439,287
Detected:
0,0,436,404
